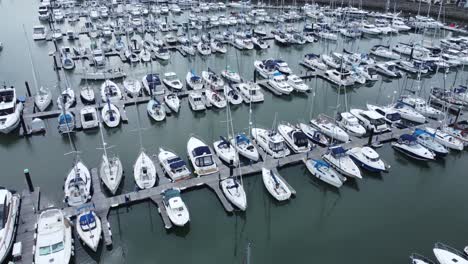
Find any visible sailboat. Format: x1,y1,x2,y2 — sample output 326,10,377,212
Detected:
64,155,92,207
213,103,239,166
76,211,102,252
261,168,292,201
98,117,123,195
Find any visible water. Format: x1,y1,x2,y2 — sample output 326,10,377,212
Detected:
1,0,468,262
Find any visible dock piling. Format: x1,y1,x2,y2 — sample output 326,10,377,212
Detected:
24,169,34,193
367,128,374,146
25,81,32,97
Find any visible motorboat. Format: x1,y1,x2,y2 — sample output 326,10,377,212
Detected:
396,60,429,74
134,150,157,189
181,43,196,56
92,49,105,67
287,75,309,93
392,102,426,123
374,62,402,78
57,111,75,134
252,37,268,49
298,123,329,147
237,82,264,103
251,127,290,158
225,86,243,105
205,88,227,108
123,78,142,96
350,108,390,133
391,134,435,161
33,25,47,40
262,168,292,201
230,133,259,161
303,53,328,71
413,129,448,157
100,80,122,103
310,115,349,142
348,147,387,172
323,146,362,179
366,104,402,127
197,42,212,56
154,46,170,61
38,4,50,21
336,112,366,137
221,69,241,83
142,73,164,95
359,23,382,35
64,159,92,206
210,41,227,53
163,72,183,91
273,60,292,75
254,59,277,78
0,188,20,264
321,54,340,69
76,211,102,252
370,45,401,60
147,98,166,122
304,159,345,188
213,136,239,166
187,136,218,176
34,209,72,264
220,177,247,210
57,87,75,110
162,188,190,227
158,147,191,181
188,92,206,111
186,71,204,90
398,95,443,119
268,73,294,95
0,87,23,134
424,127,464,150
277,123,310,153
441,126,468,146
80,86,95,103
323,69,355,87
164,93,180,113
80,106,98,130
101,101,120,128
433,242,468,264
202,71,224,90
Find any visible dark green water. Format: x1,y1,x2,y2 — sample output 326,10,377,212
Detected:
1,0,468,263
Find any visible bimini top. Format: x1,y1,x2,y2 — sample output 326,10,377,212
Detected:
163,188,180,202
146,74,161,86
167,157,186,170
313,159,330,169
235,134,251,144
216,136,230,148
263,59,276,69
399,134,417,142
79,212,96,230
413,128,435,138
292,131,308,147
330,146,347,156
193,146,211,157
305,53,319,59
190,71,201,81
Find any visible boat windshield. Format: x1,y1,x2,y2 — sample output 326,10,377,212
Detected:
39,242,64,256
0,108,15,115
195,156,213,167
370,118,385,126
386,113,401,121
0,206,4,228
269,141,284,152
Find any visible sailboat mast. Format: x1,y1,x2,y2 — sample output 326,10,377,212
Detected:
23,25,40,94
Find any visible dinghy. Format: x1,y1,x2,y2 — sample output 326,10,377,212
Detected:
304,159,345,188
323,146,362,179
147,98,166,121
101,100,120,128
64,159,92,206
76,211,102,252
261,168,292,201
158,148,191,181
162,188,190,227
133,150,157,189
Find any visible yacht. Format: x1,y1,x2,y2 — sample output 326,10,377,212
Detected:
57,111,75,134
205,88,227,109
99,146,123,196
252,37,268,49
154,46,170,61
57,88,75,110
213,136,239,166
298,123,329,147
80,106,98,130
392,102,426,123
38,4,50,20
304,159,345,188
230,133,259,161
164,93,180,113
254,59,277,78
64,159,91,206
197,42,212,56
277,123,310,153
147,98,166,121
33,25,47,40
398,95,443,119
251,127,290,158
237,82,264,103
187,136,218,176
158,148,191,181
210,41,227,53
392,134,435,160
0,87,23,134
142,73,164,95
188,92,206,111
374,62,402,78
310,115,349,142
287,75,309,93
186,71,204,90
100,80,122,103
262,168,292,201
413,129,448,157
321,54,340,69
0,188,20,263
76,211,102,252
359,23,382,35
336,112,366,137
101,102,120,128
366,104,402,127
268,74,294,95
323,70,355,87
347,147,386,172
424,127,464,151
34,209,72,264
433,242,468,264
303,53,328,71
163,72,183,91
370,45,401,60
323,146,362,179
350,108,390,133
202,71,224,90
134,150,157,189
162,188,190,227
273,60,292,75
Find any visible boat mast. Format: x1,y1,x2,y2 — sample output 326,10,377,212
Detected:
23,25,40,95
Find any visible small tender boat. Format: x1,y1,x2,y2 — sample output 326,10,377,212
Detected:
134,150,157,189
164,93,180,113
57,111,75,134
0,188,20,264
221,177,247,210
277,123,310,153
304,159,345,188
187,136,218,176
188,92,206,111
261,168,292,201
64,159,92,206
34,209,72,264
205,88,227,108
251,127,290,158
57,87,75,110
101,101,121,128
392,134,435,161
80,106,99,130
163,72,183,91
147,98,166,121
347,147,387,172
413,129,448,157
310,115,349,142
162,188,190,227
213,136,239,166
76,211,102,252
158,147,191,181
186,71,204,90
323,146,362,179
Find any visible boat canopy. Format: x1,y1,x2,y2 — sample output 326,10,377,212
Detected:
305,53,319,59
413,128,435,138
235,134,250,144
167,157,186,170
292,131,308,147
330,146,347,157
79,212,97,230
163,188,180,202
313,159,330,169
263,59,276,69
193,146,211,157
58,113,73,124
399,134,417,143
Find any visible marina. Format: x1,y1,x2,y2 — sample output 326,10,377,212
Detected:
1,0,468,263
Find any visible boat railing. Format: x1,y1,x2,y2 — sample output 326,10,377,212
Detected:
434,242,468,259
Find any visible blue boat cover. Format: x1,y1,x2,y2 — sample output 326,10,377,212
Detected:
313,159,330,168
263,59,276,68
399,134,417,142
454,86,467,94
235,134,250,144
79,212,96,226
193,146,211,156
168,157,186,170
330,146,346,155
413,128,435,138
305,53,319,59
58,113,73,124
